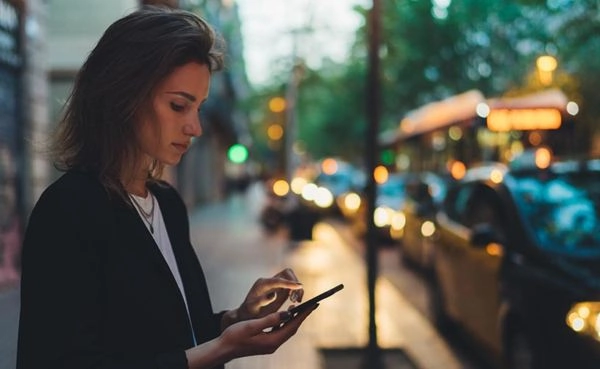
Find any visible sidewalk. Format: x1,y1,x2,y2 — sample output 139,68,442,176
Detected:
189,183,462,369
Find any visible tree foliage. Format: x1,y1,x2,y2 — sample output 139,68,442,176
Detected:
244,0,600,165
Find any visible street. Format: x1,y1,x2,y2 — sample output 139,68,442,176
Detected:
1,182,477,369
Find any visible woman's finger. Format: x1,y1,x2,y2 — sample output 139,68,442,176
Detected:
252,277,303,296
275,269,304,302
274,268,300,283
262,291,278,306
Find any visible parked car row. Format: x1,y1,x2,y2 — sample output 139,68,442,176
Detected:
258,158,363,240
327,151,600,368
262,151,600,368
417,154,600,368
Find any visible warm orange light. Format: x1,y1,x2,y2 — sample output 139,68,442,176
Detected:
272,179,290,197
528,132,542,146
537,55,558,85
321,158,338,175
450,160,466,180
490,169,504,184
269,97,286,113
374,166,389,184
487,109,562,132
267,124,284,140
343,193,361,212
290,177,308,194
537,55,558,72
535,147,552,169
486,243,503,257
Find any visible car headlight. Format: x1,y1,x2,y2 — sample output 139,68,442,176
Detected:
314,187,334,208
390,211,406,231
420,220,436,237
301,183,318,201
566,302,600,341
374,206,393,228
343,192,361,212
290,177,308,194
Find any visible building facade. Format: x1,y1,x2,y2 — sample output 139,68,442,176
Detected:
0,0,48,287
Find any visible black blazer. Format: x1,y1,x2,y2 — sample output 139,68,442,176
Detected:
17,172,224,369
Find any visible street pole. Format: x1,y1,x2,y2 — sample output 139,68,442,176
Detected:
364,0,383,368
285,59,303,185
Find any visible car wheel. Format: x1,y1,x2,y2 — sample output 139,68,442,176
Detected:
504,328,535,369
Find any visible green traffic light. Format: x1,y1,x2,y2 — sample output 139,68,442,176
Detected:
380,149,395,166
227,144,248,164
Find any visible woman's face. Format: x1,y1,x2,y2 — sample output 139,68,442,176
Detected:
136,61,211,167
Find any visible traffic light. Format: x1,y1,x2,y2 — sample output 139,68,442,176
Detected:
227,144,249,164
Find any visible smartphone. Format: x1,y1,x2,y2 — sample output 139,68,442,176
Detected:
286,283,344,319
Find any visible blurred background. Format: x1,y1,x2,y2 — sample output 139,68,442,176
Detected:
3,0,600,368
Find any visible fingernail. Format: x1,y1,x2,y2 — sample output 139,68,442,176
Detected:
291,291,301,302
279,311,291,321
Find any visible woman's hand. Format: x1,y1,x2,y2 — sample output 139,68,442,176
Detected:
222,268,304,330
186,306,318,368
220,306,316,361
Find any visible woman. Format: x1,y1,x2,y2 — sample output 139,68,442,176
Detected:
17,6,313,369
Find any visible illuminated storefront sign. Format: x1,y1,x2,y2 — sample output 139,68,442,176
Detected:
487,108,562,132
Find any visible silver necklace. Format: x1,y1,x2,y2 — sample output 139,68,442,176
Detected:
130,193,155,234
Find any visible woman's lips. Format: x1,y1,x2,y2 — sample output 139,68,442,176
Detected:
172,142,189,153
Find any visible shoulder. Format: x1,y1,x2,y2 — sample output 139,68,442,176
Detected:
36,172,107,209
30,172,112,225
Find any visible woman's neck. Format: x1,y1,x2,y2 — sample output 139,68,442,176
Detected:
122,158,153,197
126,180,148,197
122,170,150,197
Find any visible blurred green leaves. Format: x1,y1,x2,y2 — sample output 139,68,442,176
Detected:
244,0,600,165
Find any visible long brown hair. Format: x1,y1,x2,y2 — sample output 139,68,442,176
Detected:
52,6,224,199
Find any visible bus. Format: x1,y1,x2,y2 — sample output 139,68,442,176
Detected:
380,88,579,178
380,88,579,270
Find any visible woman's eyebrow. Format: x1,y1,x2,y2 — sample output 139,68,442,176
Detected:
166,91,196,102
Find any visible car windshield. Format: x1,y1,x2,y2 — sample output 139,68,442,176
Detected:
317,172,354,196
379,176,406,198
510,171,600,257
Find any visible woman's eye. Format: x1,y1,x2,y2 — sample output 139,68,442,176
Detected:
171,102,185,112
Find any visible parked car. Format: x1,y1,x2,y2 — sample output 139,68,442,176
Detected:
314,160,364,216
400,172,451,272
340,172,410,243
430,157,600,369
259,175,320,240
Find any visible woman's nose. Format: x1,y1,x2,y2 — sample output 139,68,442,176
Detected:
184,114,202,137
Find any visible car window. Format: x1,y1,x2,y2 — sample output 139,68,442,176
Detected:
511,171,600,257
317,172,354,195
443,184,475,226
379,177,405,197
464,187,505,231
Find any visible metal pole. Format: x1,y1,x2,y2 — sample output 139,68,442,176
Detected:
364,0,383,368
285,59,303,185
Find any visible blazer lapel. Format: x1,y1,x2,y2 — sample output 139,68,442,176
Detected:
114,198,185,299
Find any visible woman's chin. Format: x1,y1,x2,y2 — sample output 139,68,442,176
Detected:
163,155,183,166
